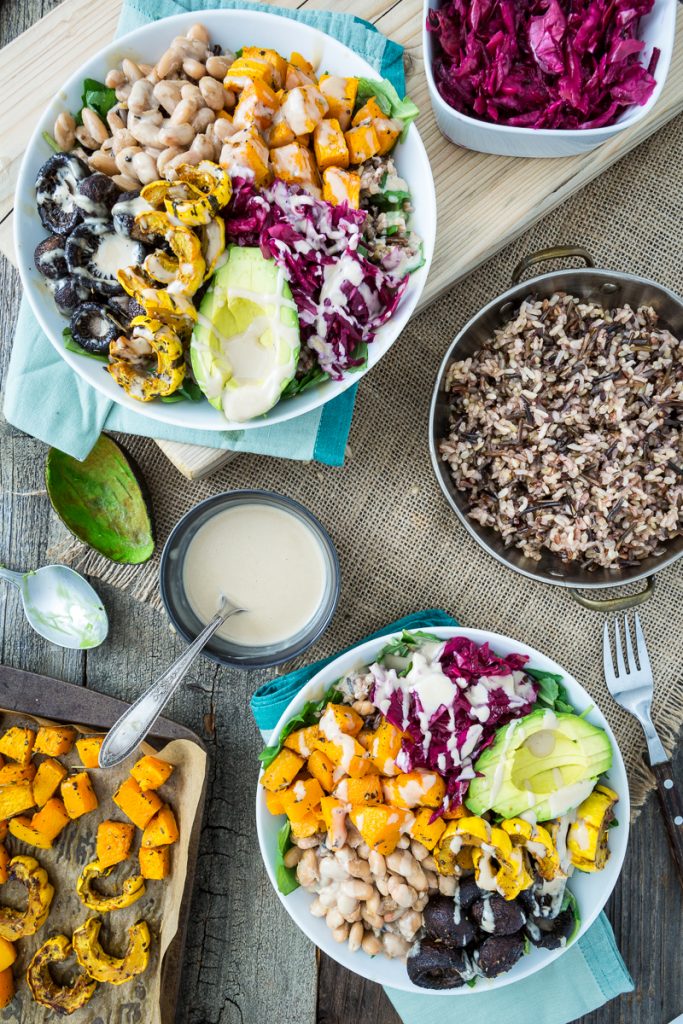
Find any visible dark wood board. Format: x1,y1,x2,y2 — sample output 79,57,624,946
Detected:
0,663,207,1024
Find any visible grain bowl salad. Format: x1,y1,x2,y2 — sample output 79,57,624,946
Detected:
259,631,619,988
32,24,423,421
439,293,683,569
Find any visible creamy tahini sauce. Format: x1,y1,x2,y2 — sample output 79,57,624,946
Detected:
182,504,327,647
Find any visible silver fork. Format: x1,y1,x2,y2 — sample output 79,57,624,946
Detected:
604,613,683,889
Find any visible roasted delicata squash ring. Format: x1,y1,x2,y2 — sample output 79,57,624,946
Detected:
0,855,54,940
199,217,226,281
141,179,215,227
76,859,146,912
27,934,97,1014
117,267,198,325
134,211,205,296
174,160,232,208
72,916,151,985
108,317,186,402
434,816,533,900
567,784,618,872
501,818,561,881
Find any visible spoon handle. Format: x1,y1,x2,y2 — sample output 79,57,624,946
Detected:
99,605,238,768
0,567,25,588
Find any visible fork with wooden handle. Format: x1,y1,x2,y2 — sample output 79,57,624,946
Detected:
603,613,683,890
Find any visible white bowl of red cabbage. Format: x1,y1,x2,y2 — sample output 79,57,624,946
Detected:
423,0,675,158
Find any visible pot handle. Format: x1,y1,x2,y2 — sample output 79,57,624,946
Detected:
511,246,596,286
569,575,655,612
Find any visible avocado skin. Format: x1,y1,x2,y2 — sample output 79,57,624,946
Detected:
465,708,613,820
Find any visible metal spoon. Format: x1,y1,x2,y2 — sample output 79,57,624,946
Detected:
0,564,108,649
99,596,245,768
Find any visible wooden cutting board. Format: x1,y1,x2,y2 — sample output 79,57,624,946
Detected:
2,0,682,478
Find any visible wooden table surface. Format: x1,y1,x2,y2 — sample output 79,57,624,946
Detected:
1,2,683,1023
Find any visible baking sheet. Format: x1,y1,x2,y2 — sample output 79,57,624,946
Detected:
0,710,206,1024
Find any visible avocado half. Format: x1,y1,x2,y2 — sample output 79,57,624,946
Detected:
45,435,155,564
465,709,613,821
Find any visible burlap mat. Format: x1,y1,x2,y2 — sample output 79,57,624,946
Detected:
52,113,683,818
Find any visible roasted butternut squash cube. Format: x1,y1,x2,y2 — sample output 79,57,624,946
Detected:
139,845,170,880
0,782,34,820
279,778,324,823
314,732,371,779
313,118,349,171
260,748,305,793
265,790,285,815
284,725,320,758
75,735,105,768
410,808,447,851
345,124,380,165
442,804,467,820
142,804,179,848
271,142,319,188
61,772,98,820
232,78,279,132
267,110,296,149
373,116,402,155
241,46,288,90
0,727,35,765
130,755,174,792
32,758,67,807
367,718,404,776
335,775,383,805
8,815,52,849
319,75,358,130
352,97,386,126
0,844,8,885
289,51,316,79
0,966,14,1009
382,771,446,809
281,85,328,136
290,810,324,839
320,795,347,848
31,798,70,842
97,820,135,868
320,703,364,737
349,803,412,856
113,777,162,830
33,726,76,757
307,749,336,793
0,937,15,974
0,764,35,786
224,55,276,91
322,167,361,209
220,127,271,186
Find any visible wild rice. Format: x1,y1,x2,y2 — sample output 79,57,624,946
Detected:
438,293,683,568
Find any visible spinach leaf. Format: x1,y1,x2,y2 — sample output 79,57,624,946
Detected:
42,131,62,153
527,668,575,714
281,366,328,400
275,820,299,895
376,629,440,662
355,78,419,141
160,379,204,403
560,887,581,944
80,78,118,122
259,681,344,768
63,328,108,364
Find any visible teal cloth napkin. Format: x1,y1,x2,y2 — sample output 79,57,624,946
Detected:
3,0,406,467
251,610,634,1024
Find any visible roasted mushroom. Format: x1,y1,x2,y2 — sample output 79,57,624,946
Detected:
454,876,484,911
72,916,151,984
422,895,478,948
35,153,90,235
518,874,569,920
76,859,145,913
70,302,126,355
0,855,54,940
525,906,576,950
470,894,526,936
27,934,97,1014
77,173,122,218
52,276,93,315
406,938,475,990
474,934,526,978
34,235,68,280
108,293,146,327
65,220,146,297
112,191,152,239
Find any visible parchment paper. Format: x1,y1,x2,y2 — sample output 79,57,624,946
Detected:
0,710,206,1024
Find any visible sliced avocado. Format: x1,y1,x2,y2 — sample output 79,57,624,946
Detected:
190,245,300,422
45,435,155,565
465,709,612,821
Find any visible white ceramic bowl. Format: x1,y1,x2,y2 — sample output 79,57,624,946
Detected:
15,9,436,432
256,625,629,994
423,0,676,158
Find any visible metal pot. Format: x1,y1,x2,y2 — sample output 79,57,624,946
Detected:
428,246,683,612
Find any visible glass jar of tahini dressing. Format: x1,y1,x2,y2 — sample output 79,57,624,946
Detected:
160,491,340,668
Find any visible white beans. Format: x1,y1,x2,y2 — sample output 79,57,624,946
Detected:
362,933,382,956
122,58,143,82
112,172,139,191
206,54,230,79
89,150,118,175
183,58,206,80
283,846,302,869
128,79,157,115
75,126,99,150
115,146,142,176
192,108,216,134
170,97,199,125
156,48,182,80
326,908,344,930
309,898,326,918
105,68,126,89
388,878,418,908
341,879,374,901
411,840,429,863
53,112,76,151
331,924,349,944
437,874,457,896
336,894,358,917
368,851,386,878
383,933,411,959
296,849,319,887
348,922,364,953
153,80,182,114
199,76,226,110
159,122,195,148
187,22,210,43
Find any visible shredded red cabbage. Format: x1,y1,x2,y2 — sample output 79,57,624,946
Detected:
223,178,409,379
371,637,538,810
427,0,659,130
